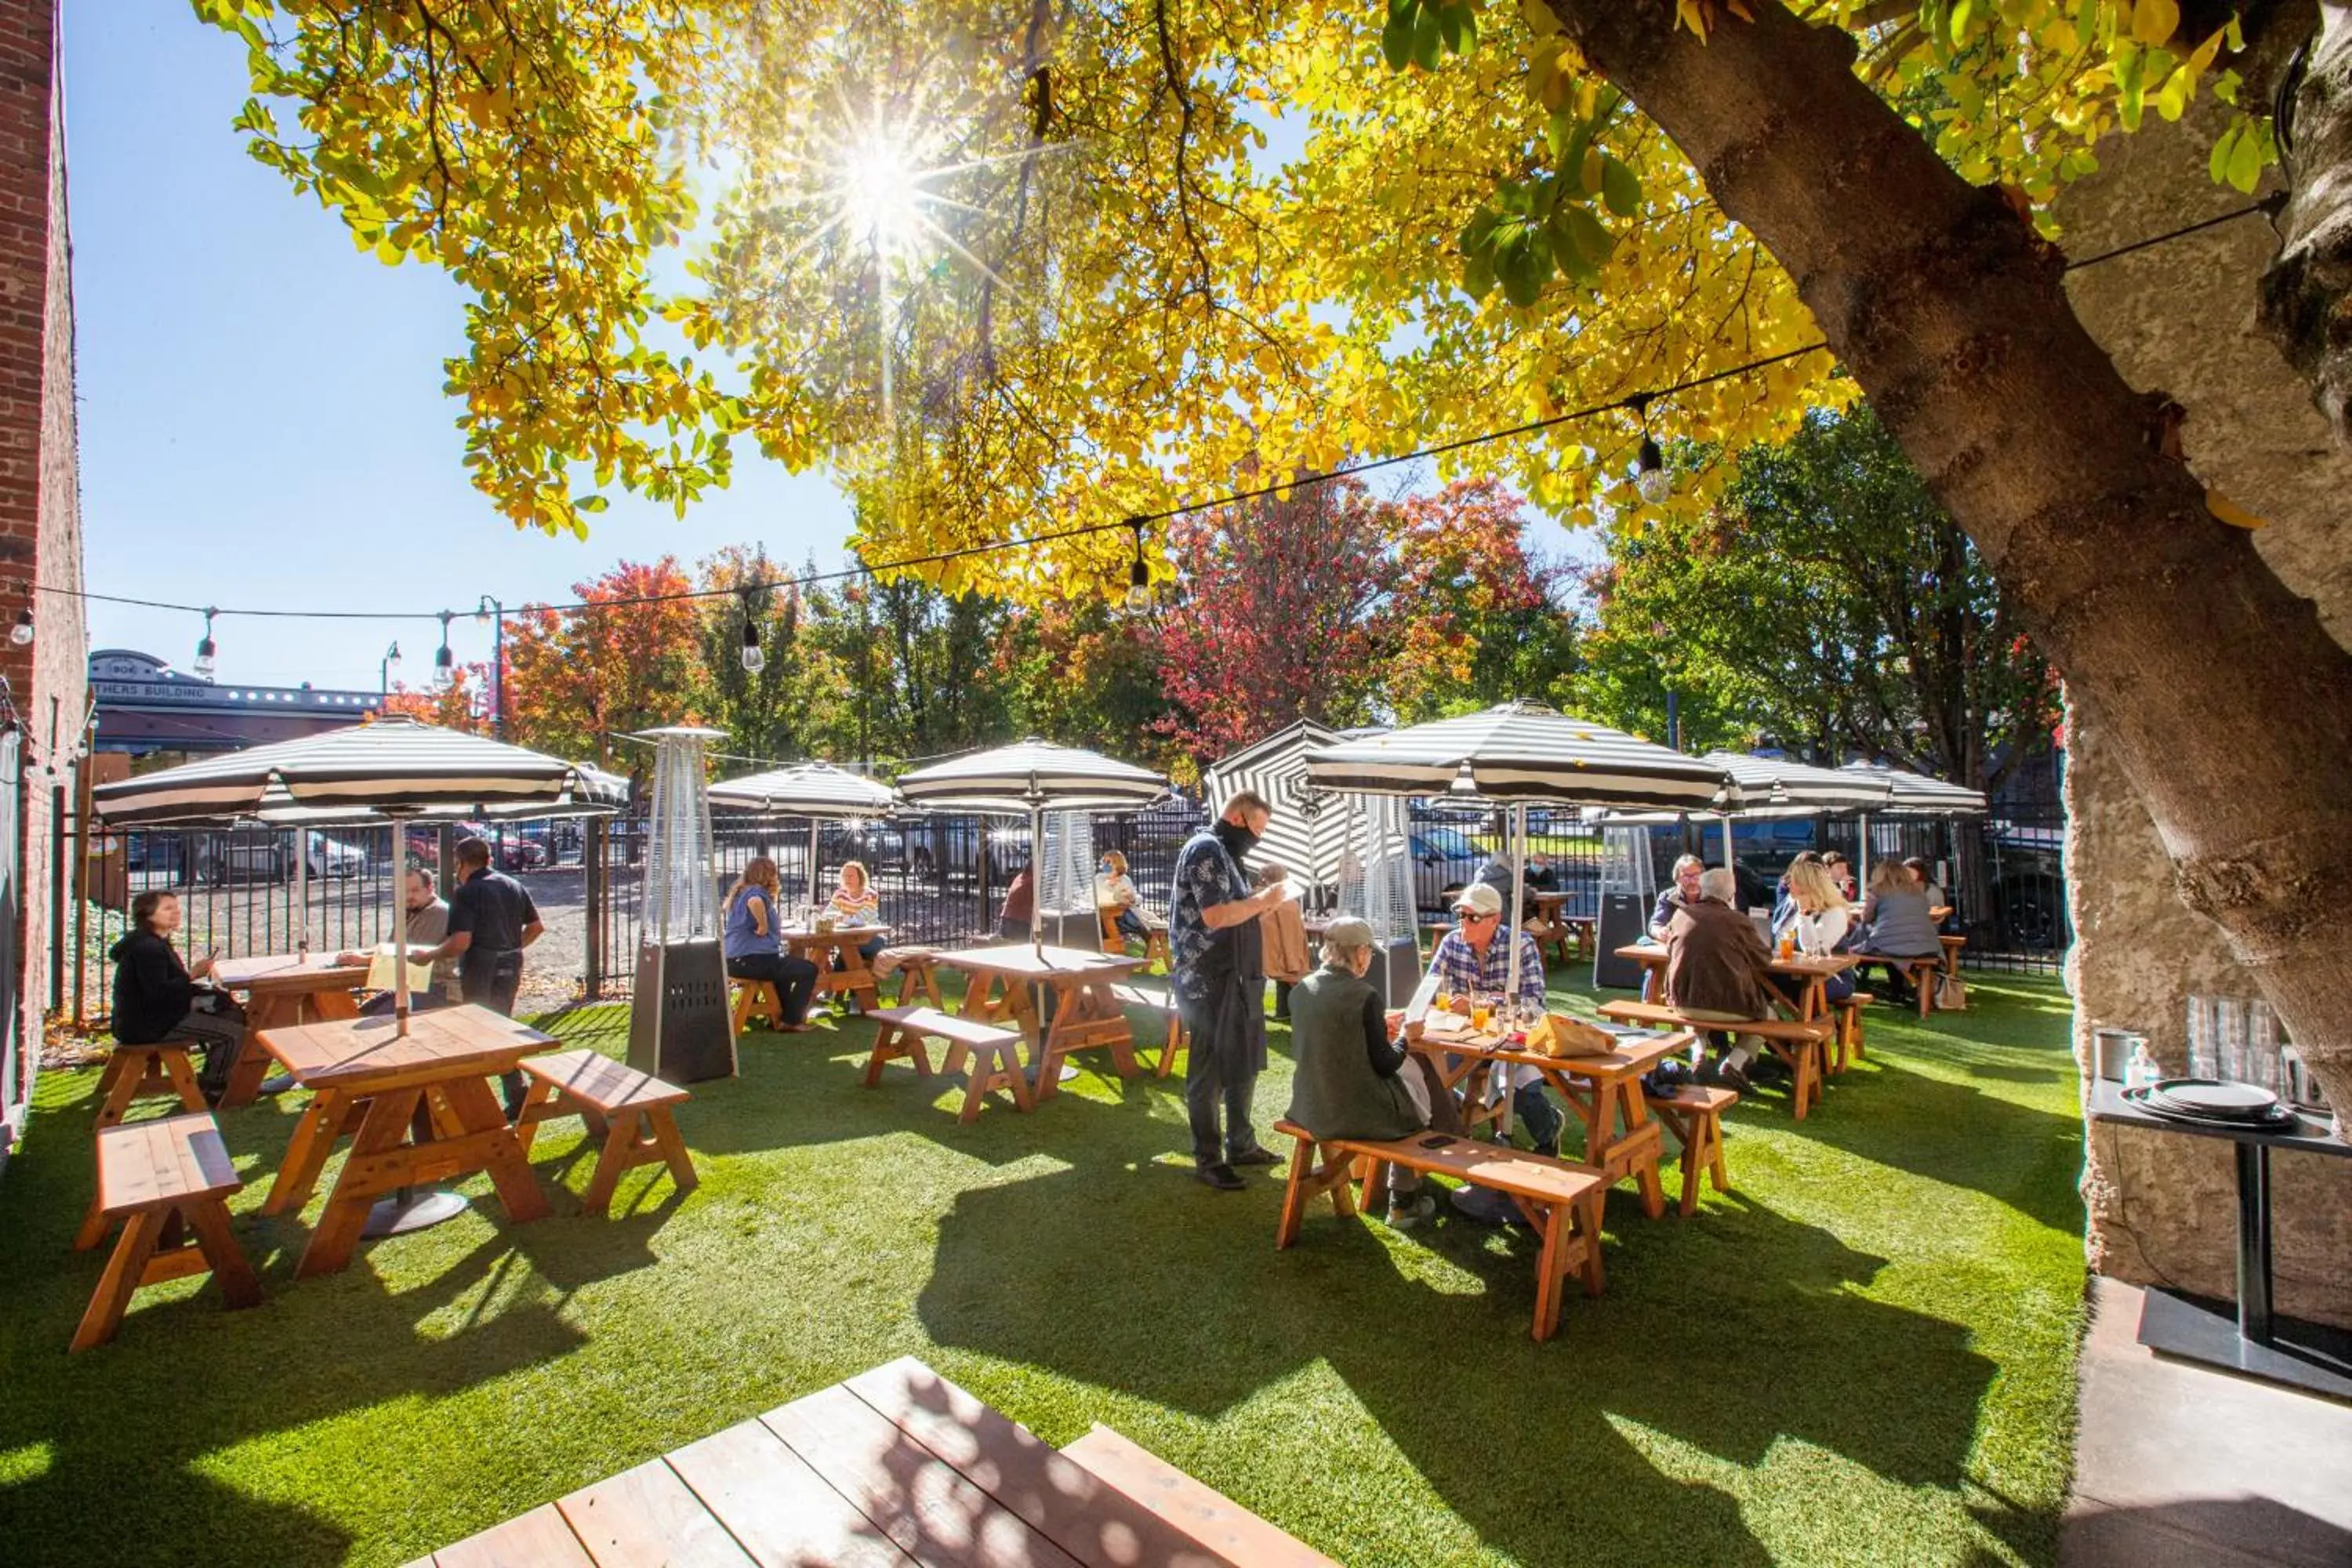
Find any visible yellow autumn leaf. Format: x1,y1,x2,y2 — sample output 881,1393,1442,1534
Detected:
2205,489,2266,530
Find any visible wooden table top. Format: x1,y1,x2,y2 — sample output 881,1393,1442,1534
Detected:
211,952,372,990
256,1004,559,1091
419,1355,1304,1568
1614,941,1856,978
779,924,891,942
1414,1018,1692,1080
933,943,1149,982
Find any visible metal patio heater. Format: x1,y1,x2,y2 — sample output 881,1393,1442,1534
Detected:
628,726,737,1083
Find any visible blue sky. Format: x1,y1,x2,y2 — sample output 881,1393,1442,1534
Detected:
64,2,857,694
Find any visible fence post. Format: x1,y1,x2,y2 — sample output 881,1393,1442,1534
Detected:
584,818,605,996
46,780,62,1012
71,754,90,1027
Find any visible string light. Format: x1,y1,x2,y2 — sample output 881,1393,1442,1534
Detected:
29,198,2265,637
9,607,30,647
739,588,765,673
193,608,218,679
1124,519,1152,611
433,611,454,688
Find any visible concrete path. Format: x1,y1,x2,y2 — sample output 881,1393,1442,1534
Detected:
2065,1276,2352,1566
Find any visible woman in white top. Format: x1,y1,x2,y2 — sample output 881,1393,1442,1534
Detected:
1784,859,1857,1004
1095,850,1162,937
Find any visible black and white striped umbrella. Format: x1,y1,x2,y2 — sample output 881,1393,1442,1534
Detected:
90,714,625,828
1709,752,1893,815
1840,761,1987,815
1203,718,1363,887
1303,701,1737,810
707,761,898,818
895,738,1168,815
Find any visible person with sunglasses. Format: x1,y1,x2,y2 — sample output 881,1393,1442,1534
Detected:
1423,883,1564,1160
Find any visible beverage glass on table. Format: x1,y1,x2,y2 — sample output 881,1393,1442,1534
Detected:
2186,993,2218,1080
1470,996,1493,1033
1777,931,1795,960
2215,997,2248,1083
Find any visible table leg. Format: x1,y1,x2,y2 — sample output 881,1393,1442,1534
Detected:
2235,1141,2274,1347
1613,1080,1668,1220
310,988,359,1023
438,1073,552,1225
297,1087,423,1277
265,1087,353,1215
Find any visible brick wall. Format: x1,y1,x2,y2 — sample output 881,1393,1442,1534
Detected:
0,0,84,1145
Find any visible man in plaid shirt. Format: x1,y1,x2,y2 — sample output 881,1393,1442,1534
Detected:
1425,883,1564,1156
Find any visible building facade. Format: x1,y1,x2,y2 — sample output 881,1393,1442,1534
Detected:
90,649,383,757
0,0,85,1151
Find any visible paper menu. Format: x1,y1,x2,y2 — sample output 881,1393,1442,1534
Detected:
1401,965,1442,1026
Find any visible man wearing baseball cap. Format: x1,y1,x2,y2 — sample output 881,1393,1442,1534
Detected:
1424,881,1565,1158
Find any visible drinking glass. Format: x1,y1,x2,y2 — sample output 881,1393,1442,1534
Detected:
2214,997,2248,1083
2185,994,2218,1080
2091,1026,2139,1084
1470,995,1494,1033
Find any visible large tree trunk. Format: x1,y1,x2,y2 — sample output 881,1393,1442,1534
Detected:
2263,3,2352,441
1546,0,2352,1113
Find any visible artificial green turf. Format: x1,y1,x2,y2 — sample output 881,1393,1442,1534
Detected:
0,972,2086,1566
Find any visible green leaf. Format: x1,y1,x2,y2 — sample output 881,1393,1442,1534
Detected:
1600,155,1642,219
1381,2,1417,71
1411,5,1444,71
1560,120,1594,185
1563,202,1616,268
575,494,611,514
1437,2,1475,55
1950,0,1973,46
1498,234,1552,306
2223,118,2267,191
1545,108,1575,163
1462,244,1497,300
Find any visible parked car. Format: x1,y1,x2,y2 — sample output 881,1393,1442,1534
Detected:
193,831,288,885
1409,826,1485,909
1986,820,2069,952
304,833,368,880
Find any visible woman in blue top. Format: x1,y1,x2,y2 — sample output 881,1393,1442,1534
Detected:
723,856,818,1030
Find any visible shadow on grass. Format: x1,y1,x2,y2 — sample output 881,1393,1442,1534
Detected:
914,1126,1998,1567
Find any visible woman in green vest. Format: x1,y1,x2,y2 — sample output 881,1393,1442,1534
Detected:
1285,918,1462,1229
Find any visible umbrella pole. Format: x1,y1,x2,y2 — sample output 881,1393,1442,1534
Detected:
365,808,466,1237
391,850,410,1039
1857,814,1871,899
294,830,310,958
809,818,821,912
1029,807,1044,956
1720,813,1733,877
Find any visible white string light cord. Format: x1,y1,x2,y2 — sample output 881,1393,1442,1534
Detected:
22,200,2278,646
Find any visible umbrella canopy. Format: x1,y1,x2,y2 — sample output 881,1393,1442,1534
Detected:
1203,718,1366,887
91,714,624,828
1839,761,1988,816
1708,752,1894,815
895,737,1168,815
706,760,898,818
1303,700,1737,810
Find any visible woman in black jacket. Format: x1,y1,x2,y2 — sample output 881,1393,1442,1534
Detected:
111,890,245,1104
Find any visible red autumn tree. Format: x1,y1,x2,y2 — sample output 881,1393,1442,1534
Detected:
382,661,492,732
503,557,706,764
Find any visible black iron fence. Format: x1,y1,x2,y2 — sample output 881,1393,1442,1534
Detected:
53,793,2068,1025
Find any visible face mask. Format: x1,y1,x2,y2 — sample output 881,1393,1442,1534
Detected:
1214,820,1259,859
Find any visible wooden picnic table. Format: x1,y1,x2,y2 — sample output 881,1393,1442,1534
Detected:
1531,891,1595,960
412,1355,1336,1566
255,1004,554,1276
933,943,1149,1099
1408,1014,1686,1220
779,923,891,1011
1614,940,1857,1022
207,952,371,1109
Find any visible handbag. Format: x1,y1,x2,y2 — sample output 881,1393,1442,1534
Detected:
1936,969,1967,1011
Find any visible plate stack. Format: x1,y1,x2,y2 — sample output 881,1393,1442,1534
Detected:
2125,1077,2302,1132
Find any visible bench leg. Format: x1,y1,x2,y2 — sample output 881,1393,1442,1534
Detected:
863,1023,935,1088
265,1088,355,1217
184,1196,263,1310
1847,1005,1867,1062
1530,1200,1577,1342
1791,1044,1817,1121
512,1076,564,1157
958,1041,1033,1123
1155,1016,1185,1078
72,1207,167,1352
1276,1132,1314,1249
582,1109,644,1216
647,1106,699,1203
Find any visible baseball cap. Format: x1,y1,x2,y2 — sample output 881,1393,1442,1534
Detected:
1322,916,1375,949
1452,883,1503,918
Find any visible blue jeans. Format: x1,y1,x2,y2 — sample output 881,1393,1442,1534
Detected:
1514,1080,1565,1156
1115,908,1149,939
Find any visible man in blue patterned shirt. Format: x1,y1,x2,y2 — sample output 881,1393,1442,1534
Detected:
1169,790,1291,1190
1424,882,1565,1156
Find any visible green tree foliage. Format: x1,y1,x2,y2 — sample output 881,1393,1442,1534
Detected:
1581,405,2060,790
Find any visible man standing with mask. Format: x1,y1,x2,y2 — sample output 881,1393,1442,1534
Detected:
1169,790,1292,1190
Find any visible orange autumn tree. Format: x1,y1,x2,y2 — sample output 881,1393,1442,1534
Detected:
504,557,706,764
382,661,491,732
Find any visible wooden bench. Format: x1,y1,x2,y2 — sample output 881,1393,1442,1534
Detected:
1109,983,1187,1077
73,1112,261,1351
1098,909,1172,973
1831,990,1872,1070
74,1040,211,1252
1596,1000,1831,1119
514,1051,696,1215
1272,1119,1606,1341
862,1005,1033,1122
1062,1422,1341,1567
881,946,946,1009
730,978,783,1033
1643,1083,1737,1217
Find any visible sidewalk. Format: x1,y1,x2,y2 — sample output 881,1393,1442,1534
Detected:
2065,1276,2352,1566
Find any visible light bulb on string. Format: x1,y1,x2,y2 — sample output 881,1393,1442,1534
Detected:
9,607,31,647
739,587,766,673
193,609,218,679
1628,392,1673,505
1123,519,1152,611
434,612,454,688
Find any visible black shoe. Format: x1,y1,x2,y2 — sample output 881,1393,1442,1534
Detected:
256,1073,296,1097
1228,1145,1282,1168
1194,1163,1247,1191
1718,1061,1756,1097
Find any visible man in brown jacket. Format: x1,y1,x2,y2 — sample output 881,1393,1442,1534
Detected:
1663,867,1780,1094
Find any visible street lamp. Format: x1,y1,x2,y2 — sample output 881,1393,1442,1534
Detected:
379,641,401,698
475,595,506,739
